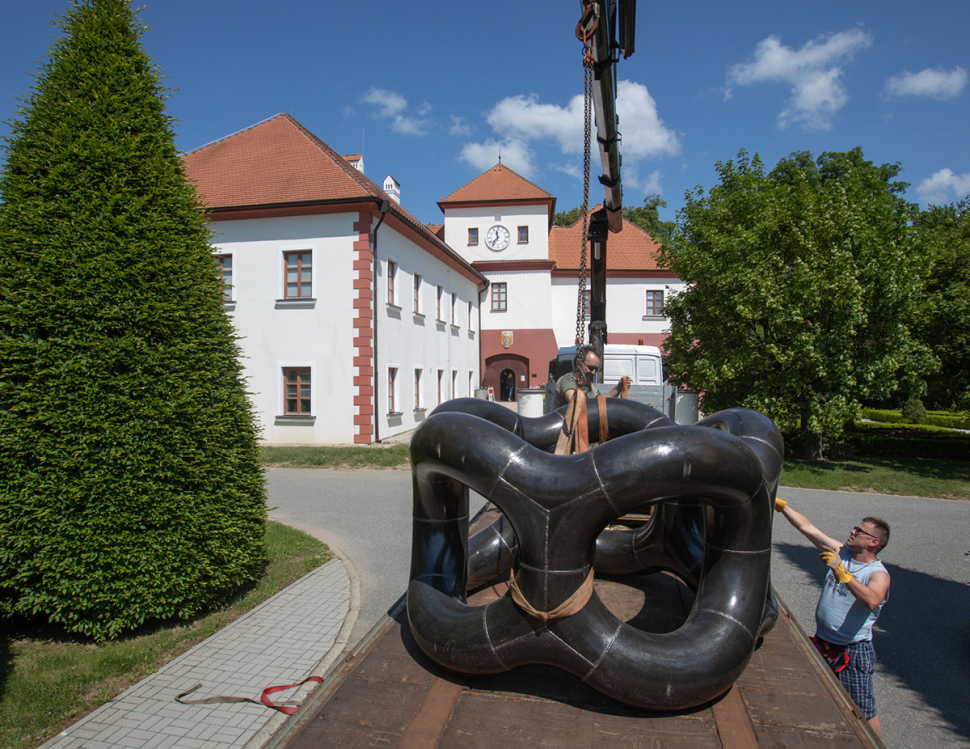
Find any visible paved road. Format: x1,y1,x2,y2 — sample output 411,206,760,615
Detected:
266,468,970,749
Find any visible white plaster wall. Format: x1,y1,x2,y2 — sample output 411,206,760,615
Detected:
375,227,482,440
443,205,549,263
550,276,685,350
210,213,358,445
481,270,553,331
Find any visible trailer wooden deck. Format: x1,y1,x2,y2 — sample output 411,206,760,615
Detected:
265,573,883,748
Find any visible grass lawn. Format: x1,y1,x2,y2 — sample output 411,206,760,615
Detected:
781,456,970,500
0,522,331,749
260,444,410,469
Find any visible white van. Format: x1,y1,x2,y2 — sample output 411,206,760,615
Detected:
552,344,667,388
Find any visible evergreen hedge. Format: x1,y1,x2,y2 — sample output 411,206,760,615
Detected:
0,0,266,640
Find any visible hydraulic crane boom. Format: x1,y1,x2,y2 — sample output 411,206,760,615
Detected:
578,0,636,352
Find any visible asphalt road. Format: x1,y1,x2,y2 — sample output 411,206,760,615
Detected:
266,468,970,749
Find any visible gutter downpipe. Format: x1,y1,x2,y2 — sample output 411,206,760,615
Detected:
371,199,391,443
477,279,490,388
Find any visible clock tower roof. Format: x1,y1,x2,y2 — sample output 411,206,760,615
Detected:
438,163,556,222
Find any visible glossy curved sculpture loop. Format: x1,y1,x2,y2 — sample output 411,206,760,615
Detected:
407,397,783,711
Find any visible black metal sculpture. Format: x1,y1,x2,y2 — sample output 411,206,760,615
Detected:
407,397,783,710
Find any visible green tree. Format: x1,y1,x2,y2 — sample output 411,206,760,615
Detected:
624,194,676,245
0,0,266,640
914,198,970,411
659,149,933,458
554,206,584,226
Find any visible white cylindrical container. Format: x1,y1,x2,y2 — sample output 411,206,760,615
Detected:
517,388,545,418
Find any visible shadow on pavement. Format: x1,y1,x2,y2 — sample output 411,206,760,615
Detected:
775,542,970,746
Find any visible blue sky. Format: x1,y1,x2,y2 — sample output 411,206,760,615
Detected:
2,1,969,226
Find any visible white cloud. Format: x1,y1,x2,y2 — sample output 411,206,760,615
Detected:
616,81,681,158
449,115,472,137
360,87,407,117
727,28,873,130
481,81,679,159
916,168,970,205
458,138,536,178
884,67,968,100
486,93,583,153
360,87,432,137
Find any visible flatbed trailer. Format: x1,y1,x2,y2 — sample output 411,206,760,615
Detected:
264,572,884,748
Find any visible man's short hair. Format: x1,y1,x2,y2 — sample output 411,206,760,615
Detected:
862,516,890,551
573,344,601,386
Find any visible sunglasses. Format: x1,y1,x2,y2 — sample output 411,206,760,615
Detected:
851,526,878,541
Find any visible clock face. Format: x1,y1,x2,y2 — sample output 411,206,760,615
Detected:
485,224,511,250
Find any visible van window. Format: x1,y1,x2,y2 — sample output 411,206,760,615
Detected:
637,358,657,383
604,357,634,383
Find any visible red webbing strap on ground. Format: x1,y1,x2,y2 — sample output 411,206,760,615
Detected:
176,676,324,715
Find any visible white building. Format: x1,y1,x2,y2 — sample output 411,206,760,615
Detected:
434,163,685,400
184,114,486,445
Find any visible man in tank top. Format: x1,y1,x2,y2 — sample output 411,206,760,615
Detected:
775,499,891,740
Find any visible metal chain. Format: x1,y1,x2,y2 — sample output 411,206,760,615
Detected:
576,38,594,346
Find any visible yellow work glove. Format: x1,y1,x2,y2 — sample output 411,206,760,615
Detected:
820,550,853,585
774,497,787,512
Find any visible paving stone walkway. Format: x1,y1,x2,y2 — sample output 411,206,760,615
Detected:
41,558,354,749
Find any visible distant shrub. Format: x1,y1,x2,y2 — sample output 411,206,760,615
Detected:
902,396,928,425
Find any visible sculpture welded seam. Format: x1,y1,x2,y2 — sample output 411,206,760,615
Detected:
407,397,783,710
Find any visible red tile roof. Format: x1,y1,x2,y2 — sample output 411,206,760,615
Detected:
184,113,384,208
549,207,663,272
182,114,485,283
438,163,556,209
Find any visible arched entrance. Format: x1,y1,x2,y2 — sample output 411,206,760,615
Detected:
500,369,515,401
484,353,529,401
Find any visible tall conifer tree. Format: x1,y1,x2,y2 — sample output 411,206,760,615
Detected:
0,0,266,640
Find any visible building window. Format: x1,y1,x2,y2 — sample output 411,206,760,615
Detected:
469,371,474,397
491,282,507,312
283,367,311,415
582,290,591,318
437,285,444,321
387,259,398,306
413,273,422,313
468,228,479,246
215,253,233,300
452,370,458,400
437,370,444,405
467,300,473,329
646,290,664,317
388,367,398,414
284,250,312,299
414,369,422,409
451,292,458,325
518,226,529,244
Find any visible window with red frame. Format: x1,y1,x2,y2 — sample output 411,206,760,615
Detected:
646,290,664,317
517,226,529,243
491,282,507,311
283,368,311,414
284,251,312,298
215,254,233,300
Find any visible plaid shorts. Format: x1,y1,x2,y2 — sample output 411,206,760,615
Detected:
838,639,877,719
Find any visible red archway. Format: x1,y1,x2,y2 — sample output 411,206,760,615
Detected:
484,353,529,401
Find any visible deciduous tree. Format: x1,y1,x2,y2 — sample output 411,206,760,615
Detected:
0,0,266,639
659,149,933,457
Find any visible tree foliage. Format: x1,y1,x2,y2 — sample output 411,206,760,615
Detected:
913,198,970,411
624,194,676,245
553,206,584,226
0,0,266,640
659,149,933,455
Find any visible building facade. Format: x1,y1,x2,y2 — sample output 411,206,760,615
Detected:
184,114,486,445
436,163,684,399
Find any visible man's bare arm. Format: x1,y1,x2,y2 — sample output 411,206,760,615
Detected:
776,501,843,552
